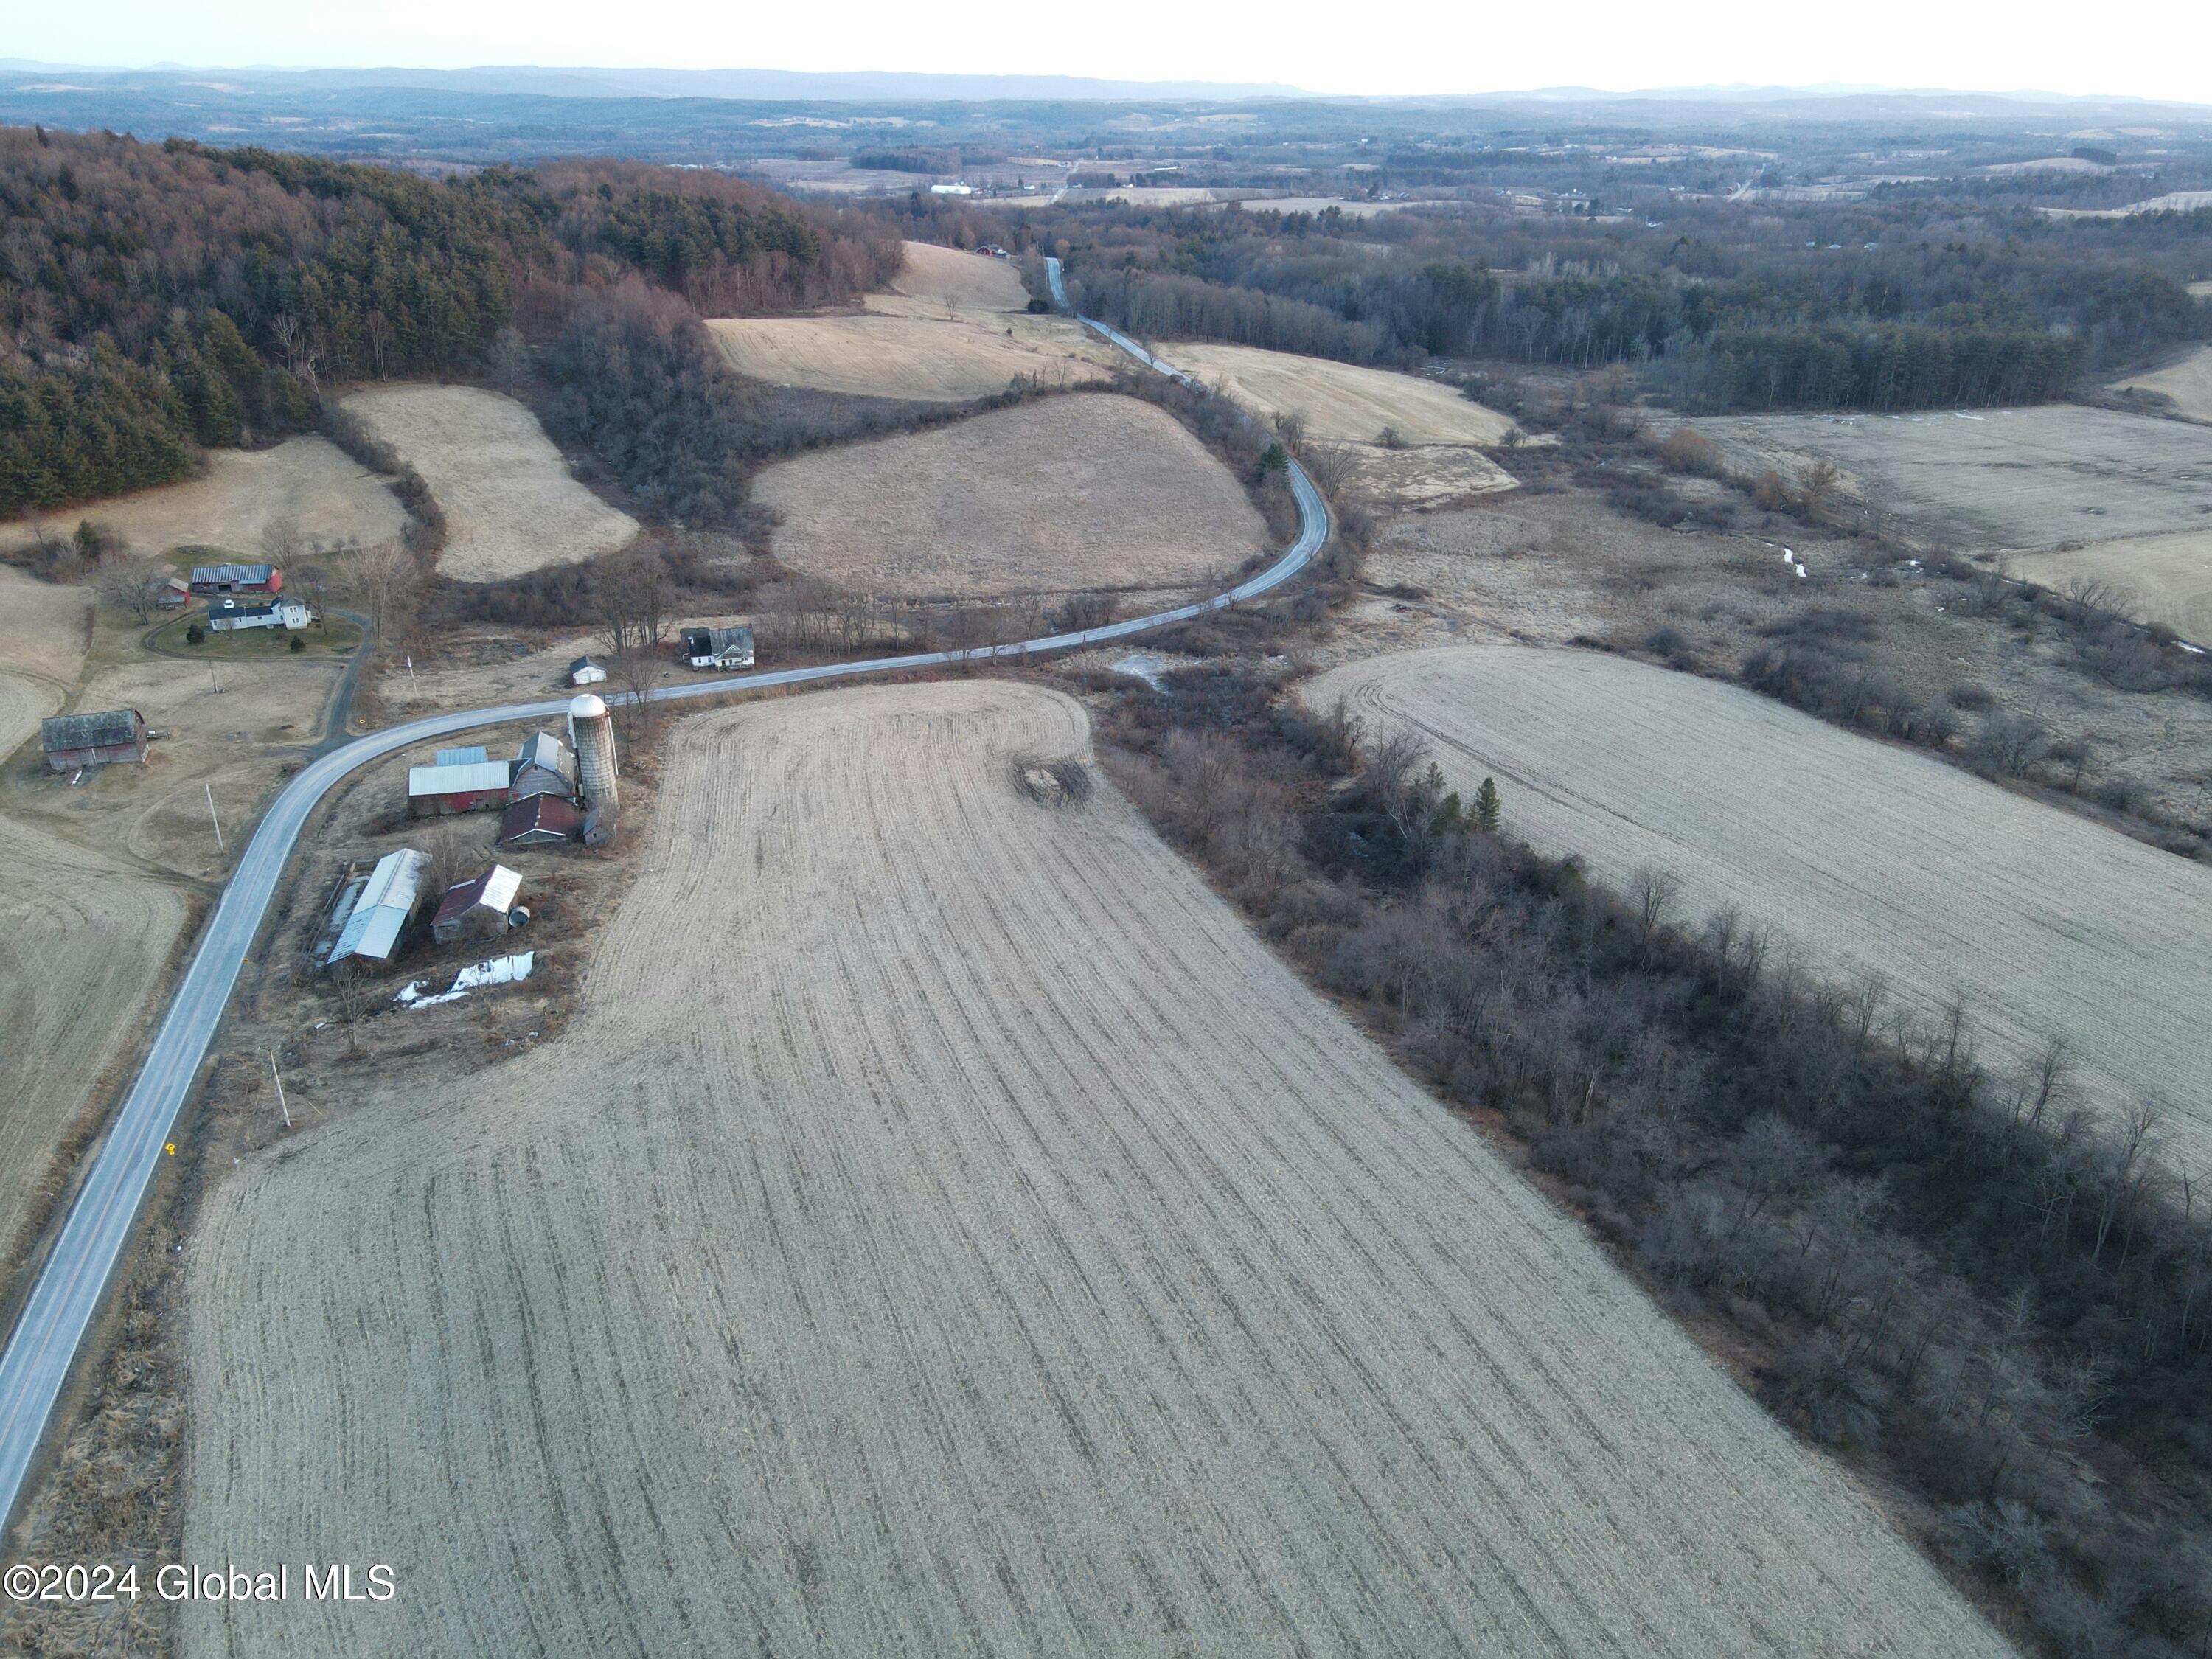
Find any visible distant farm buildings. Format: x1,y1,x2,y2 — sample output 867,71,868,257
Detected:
189,563,282,597
208,597,313,633
681,625,754,671
40,709,147,772
431,863,526,945
326,847,430,965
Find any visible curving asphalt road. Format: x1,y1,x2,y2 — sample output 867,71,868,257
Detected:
0,288,1329,1533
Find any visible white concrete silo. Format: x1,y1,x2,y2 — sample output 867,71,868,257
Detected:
567,692,619,811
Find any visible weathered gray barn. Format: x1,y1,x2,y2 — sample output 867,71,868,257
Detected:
40,709,147,772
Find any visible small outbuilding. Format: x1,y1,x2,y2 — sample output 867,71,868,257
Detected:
431,864,526,944
207,597,313,633
509,731,578,801
189,563,282,597
40,709,147,772
568,656,607,686
408,759,512,817
681,625,755,671
156,575,191,608
327,847,429,965
499,793,584,848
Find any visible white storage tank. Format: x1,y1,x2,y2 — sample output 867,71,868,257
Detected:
567,692,619,811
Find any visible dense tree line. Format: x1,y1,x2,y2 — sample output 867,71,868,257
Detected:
1104,658,2212,1659
1051,192,2208,411
0,125,899,515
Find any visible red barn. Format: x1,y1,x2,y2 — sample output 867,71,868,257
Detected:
407,759,511,817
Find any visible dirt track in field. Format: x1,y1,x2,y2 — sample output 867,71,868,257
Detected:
181,680,2008,1659
339,385,639,581
1312,646,2212,1169
1689,406,2212,552
753,394,1265,597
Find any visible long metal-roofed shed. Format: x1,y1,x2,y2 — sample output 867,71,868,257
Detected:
408,759,512,817
327,847,428,966
40,709,147,771
434,746,490,768
188,563,281,596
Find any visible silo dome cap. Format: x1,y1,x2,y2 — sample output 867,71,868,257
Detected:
568,692,609,719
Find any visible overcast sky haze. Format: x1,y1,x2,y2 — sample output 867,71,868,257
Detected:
10,0,2211,105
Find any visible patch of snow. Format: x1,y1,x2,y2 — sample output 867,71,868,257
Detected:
396,951,535,1009
1110,652,1174,689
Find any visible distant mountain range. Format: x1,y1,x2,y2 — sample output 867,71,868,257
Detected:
0,60,1309,103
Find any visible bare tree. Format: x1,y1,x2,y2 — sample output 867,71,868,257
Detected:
423,821,483,904
342,539,418,636
270,312,321,398
613,650,669,744
487,324,529,397
98,555,173,625
260,514,305,569
365,308,394,380
1630,865,1683,964
331,959,371,1056
1798,458,1843,521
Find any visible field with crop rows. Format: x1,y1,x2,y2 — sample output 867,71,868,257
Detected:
1311,646,2212,1166
180,681,2006,1658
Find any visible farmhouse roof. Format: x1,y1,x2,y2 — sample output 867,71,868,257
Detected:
433,864,523,927
407,760,512,798
215,601,284,622
189,563,274,585
513,731,577,780
434,745,490,767
328,847,428,963
683,625,754,654
40,709,143,752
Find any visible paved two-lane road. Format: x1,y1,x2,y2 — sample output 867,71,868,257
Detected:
0,294,1329,1531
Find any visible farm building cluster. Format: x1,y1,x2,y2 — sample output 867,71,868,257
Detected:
321,695,622,981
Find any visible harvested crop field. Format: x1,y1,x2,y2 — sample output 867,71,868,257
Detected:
338,386,639,581
0,437,405,562
1162,342,1517,446
2110,341,2212,424
1690,405,2212,551
0,824,184,1273
184,680,2006,1658
871,239,1031,314
753,394,1266,598
1311,646,2212,1166
708,313,1110,402
2007,527,2212,643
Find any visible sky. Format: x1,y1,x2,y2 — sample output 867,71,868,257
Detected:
10,0,2211,105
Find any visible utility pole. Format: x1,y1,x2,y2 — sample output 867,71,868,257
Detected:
270,1050,291,1130
205,782,224,854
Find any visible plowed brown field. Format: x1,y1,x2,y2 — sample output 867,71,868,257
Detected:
183,681,2007,1658
1163,342,1517,446
1311,646,2212,1166
2110,341,2212,423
